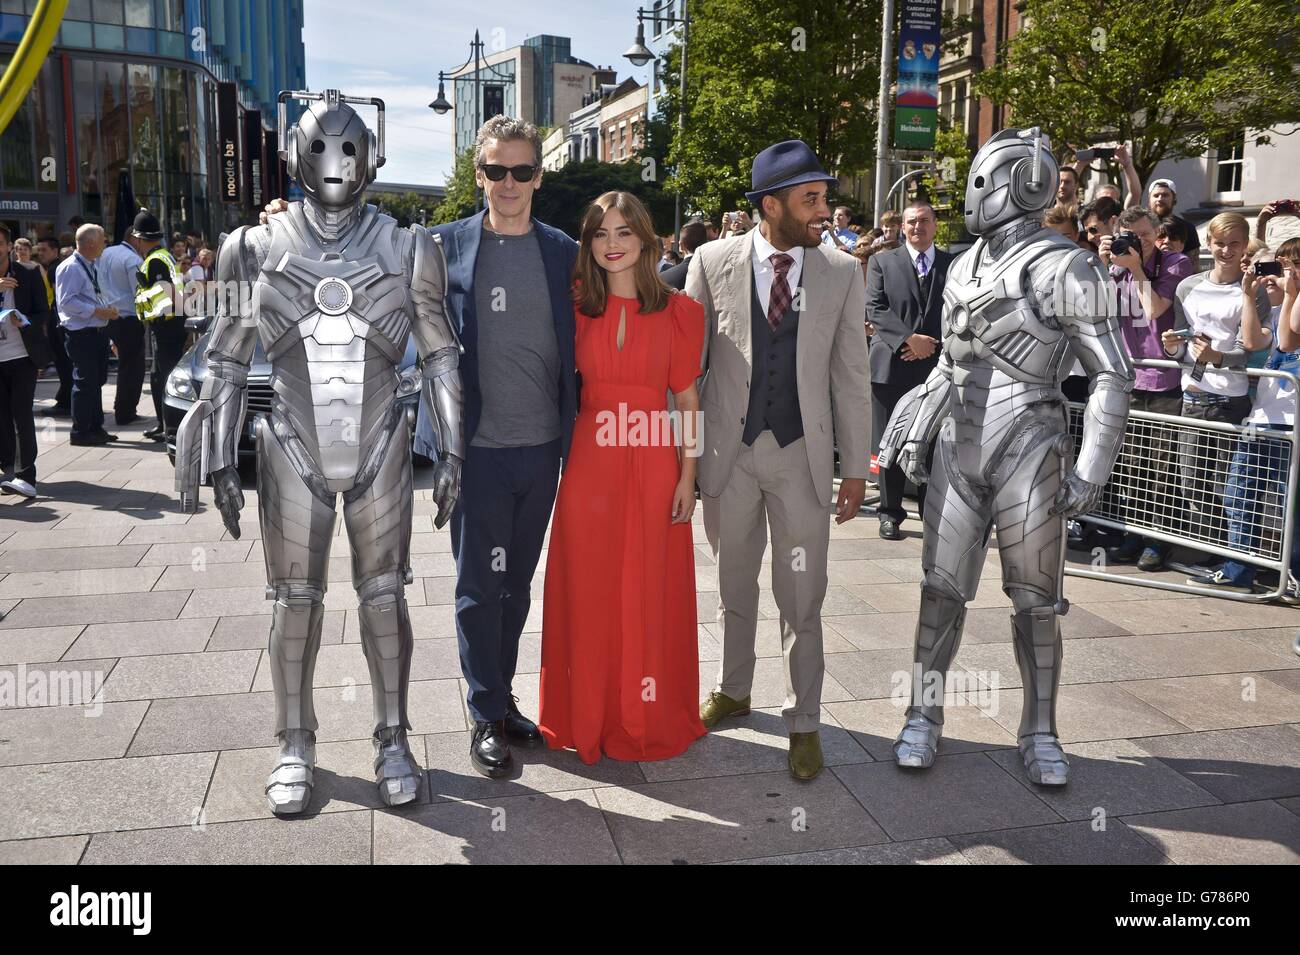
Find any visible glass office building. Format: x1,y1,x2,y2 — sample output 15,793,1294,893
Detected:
0,0,305,244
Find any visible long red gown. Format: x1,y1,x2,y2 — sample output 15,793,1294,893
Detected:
539,290,707,764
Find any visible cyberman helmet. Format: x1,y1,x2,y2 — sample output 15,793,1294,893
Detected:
963,126,1058,235
278,89,386,209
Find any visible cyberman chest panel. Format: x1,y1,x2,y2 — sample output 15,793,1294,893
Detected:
252,205,413,485
941,230,1074,385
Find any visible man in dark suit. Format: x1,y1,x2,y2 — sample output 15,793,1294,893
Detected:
865,200,952,539
660,219,710,291
411,116,579,780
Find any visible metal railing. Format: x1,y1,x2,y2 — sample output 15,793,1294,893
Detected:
1067,359,1300,603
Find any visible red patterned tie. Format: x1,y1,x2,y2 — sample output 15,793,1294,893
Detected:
767,253,794,329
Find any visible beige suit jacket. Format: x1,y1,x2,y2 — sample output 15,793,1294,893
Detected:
686,230,871,504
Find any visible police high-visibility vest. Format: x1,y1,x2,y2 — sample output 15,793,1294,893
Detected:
134,246,183,321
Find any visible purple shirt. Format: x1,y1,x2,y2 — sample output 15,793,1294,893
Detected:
1113,249,1194,392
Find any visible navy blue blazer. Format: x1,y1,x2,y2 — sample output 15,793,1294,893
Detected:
413,209,580,464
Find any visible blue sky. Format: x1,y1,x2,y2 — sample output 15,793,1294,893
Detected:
302,0,655,186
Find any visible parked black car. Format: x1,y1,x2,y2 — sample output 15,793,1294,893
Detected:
163,318,426,465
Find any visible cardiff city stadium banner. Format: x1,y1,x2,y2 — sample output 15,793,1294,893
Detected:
893,0,940,149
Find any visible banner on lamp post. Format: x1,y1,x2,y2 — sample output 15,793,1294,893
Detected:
893,0,940,150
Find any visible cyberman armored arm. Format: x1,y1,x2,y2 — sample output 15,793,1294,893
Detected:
877,352,955,485
408,224,464,529
1048,248,1133,516
175,225,265,535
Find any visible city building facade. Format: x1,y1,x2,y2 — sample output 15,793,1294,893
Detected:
447,34,594,158
0,0,306,243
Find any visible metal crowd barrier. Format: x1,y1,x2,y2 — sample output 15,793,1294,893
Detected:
1066,358,1300,603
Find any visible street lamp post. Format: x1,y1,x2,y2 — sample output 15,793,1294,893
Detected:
873,0,896,228
626,2,689,254
429,29,518,212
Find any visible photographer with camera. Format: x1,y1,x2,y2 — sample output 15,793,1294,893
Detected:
1255,198,1300,245
1073,143,1143,208
1101,207,1196,571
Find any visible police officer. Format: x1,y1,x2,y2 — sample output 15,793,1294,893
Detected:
131,209,186,441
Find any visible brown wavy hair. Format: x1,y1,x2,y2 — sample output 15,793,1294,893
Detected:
573,191,671,317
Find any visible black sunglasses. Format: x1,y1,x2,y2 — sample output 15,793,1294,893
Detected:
479,163,539,182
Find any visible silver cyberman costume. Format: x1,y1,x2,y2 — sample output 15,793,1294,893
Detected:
175,90,465,815
878,127,1132,786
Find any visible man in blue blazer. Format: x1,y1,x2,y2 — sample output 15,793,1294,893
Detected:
413,116,579,778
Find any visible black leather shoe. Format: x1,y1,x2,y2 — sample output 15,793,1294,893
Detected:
470,720,513,778
879,518,902,541
70,433,111,446
504,696,543,746
94,430,119,442
143,424,166,440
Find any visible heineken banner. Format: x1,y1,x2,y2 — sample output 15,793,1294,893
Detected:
893,0,940,149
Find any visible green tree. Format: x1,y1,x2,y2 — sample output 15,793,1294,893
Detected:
657,0,968,218
530,159,674,240
431,149,479,224
974,0,1300,184
918,122,973,247
370,191,429,227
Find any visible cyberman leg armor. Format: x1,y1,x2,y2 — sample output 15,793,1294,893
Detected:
176,89,463,816
879,127,1133,786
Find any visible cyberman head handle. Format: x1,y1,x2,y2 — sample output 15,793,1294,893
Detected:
277,89,387,210
963,126,1058,236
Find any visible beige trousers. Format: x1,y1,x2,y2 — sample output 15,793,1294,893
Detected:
702,431,831,733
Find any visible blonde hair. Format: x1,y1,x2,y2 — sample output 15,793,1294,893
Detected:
1205,212,1249,242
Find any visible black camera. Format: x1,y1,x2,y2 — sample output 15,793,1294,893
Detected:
1110,230,1141,259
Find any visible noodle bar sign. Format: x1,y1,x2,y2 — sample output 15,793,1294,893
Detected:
218,82,242,204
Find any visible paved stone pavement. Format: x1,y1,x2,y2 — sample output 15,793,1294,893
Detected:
2,374,1299,865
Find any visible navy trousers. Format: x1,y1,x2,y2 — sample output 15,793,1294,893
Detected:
65,327,110,437
452,439,561,723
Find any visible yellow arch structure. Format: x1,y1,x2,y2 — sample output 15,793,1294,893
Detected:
0,0,67,135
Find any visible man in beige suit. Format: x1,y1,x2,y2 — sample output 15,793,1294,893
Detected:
686,140,871,780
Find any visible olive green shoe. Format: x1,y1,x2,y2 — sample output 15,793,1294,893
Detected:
699,691,750,728
788,731,823,780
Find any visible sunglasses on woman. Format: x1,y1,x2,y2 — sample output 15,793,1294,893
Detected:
479,163,539,182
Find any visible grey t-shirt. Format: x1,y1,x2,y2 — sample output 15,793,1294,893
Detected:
471,226,562,448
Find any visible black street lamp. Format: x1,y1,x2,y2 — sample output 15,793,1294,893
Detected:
430,29,518,211
627,3,689,252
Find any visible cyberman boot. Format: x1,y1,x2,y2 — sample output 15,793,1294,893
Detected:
266,728,316,816
1012,604,1069,786
374,726,421,807
265,591,326,815
894,586,967,769
357,577,421,806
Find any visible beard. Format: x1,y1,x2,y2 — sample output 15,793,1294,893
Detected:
771,206,821,249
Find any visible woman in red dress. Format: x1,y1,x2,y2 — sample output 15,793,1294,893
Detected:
539,191,707,764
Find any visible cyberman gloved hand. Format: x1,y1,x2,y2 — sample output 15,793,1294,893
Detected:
175,89,465,815
879,127,1133,787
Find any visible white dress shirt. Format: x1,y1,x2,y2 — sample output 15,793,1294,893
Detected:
751,228,806,316
906,241,935,278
